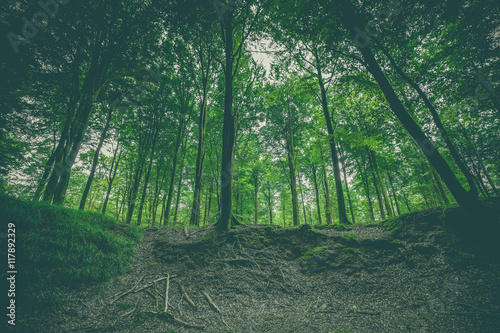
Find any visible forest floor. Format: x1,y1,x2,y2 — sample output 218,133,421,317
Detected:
18,206,500,333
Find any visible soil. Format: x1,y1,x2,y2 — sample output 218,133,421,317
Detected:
17,210,500,333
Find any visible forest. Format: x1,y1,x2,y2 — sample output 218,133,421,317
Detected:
1,0,500,332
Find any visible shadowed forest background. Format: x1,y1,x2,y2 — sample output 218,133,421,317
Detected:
1,0,500,331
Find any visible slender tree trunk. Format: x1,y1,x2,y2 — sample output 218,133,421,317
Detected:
253,171,259,224
190,63,211,226
366,147,385,220
320,147,334,224
298,172,308,225
429,165,450,205
102,146,122,214
79,104,114,210
311,165,323,225
282,189,286,226
137,128,160,226
217,12,236,232
402,192,412,213
267,182,273,224
316,64,349,224
287,137,300,226
387,172,401,216
339,142,355,223
370,150,393,218
173,138,188,225
160,192,167,226
125,159,145,224
204,185,213,224
358,159,375,221
164,118,186,225
33,147,56,201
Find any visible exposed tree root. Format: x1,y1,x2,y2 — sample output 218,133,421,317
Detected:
178,279,195,306
203,291,221,313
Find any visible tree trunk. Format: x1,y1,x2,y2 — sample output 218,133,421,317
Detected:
320,148,334,224
366,147,385,220
287,136,300,226
125,159,145,224
217,12,236,232
387,172,401,216
339,142,355,223
370,150,393,218
358,159,375,221
189,63,211,226
267,182,273,224
79,104,114,210
311,165,323,225
253,171,259,224
316,63,349,224
164,118,186,225
173,138,188,225
137,127,160,225
298,172,308,225
102,145,122,214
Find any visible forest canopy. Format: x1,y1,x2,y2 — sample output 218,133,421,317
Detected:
1,0,499,230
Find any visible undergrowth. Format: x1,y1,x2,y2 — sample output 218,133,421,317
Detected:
0,195,141,298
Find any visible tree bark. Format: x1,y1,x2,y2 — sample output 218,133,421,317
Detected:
311,164,323,224
386,172,401,216
102,145,122,214
164,116,187,225
137,125,160,225
366,147,385,220
217,11,236,232
320,147,334,224
173,138,188,225
189,54,211,226
316,61,349,224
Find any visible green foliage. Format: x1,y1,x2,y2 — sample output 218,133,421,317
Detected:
0,195,140,295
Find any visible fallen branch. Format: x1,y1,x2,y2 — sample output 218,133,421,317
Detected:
203,291,221,313
164,274,170,313
184,226,190,238
178,280,195,306
110,275,175,305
